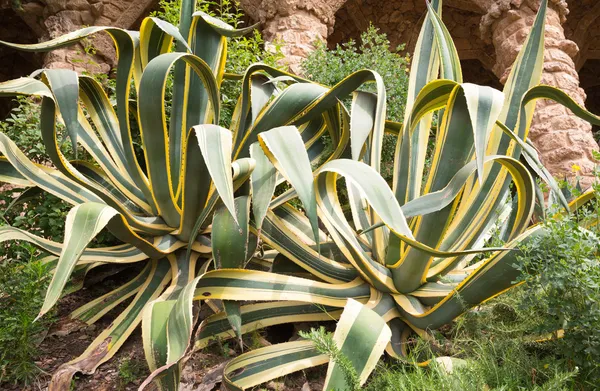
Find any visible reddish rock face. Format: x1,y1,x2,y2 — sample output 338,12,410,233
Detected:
486,0,599,189
238,0,348,74
9,0,158,74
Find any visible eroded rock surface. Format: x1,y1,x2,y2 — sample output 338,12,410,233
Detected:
486,0,599,188
11,0,158,73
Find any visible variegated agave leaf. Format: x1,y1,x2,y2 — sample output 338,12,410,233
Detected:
0,0,347,389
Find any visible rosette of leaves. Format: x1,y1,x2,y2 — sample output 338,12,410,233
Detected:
0,1,354,389
190,1,600,390
1,0,600,390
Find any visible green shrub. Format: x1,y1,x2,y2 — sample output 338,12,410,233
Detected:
2,190,69,242
0,96,65,163
302,25,409,123
0,241,55,385
515,198,600,384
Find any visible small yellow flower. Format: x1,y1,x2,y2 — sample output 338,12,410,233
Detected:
544,363,550,369
572,164,581,172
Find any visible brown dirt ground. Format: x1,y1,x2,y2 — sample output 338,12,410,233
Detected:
0,267,327,391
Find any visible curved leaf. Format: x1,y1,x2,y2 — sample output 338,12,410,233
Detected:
324,299,391,389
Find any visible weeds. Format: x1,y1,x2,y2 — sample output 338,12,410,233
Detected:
299,326,360,391
0,242,55,385
117,358,147,389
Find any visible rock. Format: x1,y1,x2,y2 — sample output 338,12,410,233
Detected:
389,10,403,23
45,0,69,14
21,2,45,16
102,3,123,22
57,10,83,25
65,0,92,11
80,10,95,25
435,357,467,374
91,2,104,17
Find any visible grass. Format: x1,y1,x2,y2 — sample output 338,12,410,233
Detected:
364,357,578,391
0,241,55,385
117,358,147,390
363,286,584,391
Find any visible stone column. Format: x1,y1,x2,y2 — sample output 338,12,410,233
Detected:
482,0,599,190
238,0,348,74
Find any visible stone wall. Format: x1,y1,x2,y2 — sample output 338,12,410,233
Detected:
14,0,158,74
239,0,600,188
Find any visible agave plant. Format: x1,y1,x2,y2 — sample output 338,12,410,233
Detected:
190,0,600,389
1,0,599,390
0,2,342,389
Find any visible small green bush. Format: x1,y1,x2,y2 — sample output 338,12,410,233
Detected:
515,197,600,385
0,242,55,385
0,96,67,163
302,25,409,123
2,190,69,242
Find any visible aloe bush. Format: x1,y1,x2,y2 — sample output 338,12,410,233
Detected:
1,0,599,390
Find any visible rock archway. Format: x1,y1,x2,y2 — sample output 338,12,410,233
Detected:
238,0,600,188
